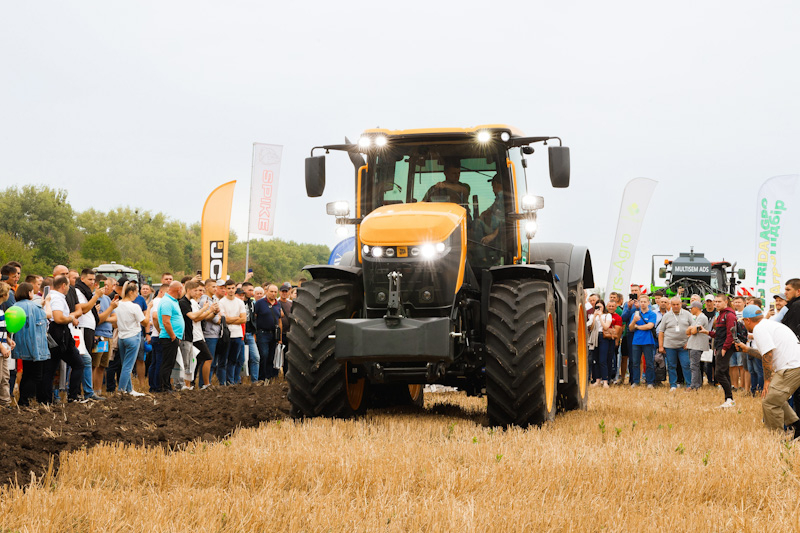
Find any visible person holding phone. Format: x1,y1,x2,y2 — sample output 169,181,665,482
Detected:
629,294,658,388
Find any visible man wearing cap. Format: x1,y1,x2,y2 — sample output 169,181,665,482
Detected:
770,293,789,322
736,305,800,437
686,301,711,389
240,282,260,382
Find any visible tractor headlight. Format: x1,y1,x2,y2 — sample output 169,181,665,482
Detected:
372,246,384,258
521,195,544,212
358,136,371,148
525,220,538,239
374,135,388,147
362,245,370,255
326,201,350,216
421,244,436,259
477,130,492,143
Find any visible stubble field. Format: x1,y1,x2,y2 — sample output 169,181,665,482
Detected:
1,383,799,532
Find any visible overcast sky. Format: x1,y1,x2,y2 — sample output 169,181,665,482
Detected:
2,1,799,289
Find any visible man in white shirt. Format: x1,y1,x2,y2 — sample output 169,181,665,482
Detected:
736,305,800,436
217,279,247,385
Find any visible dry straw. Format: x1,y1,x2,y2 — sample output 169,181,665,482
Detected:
2,386,800,532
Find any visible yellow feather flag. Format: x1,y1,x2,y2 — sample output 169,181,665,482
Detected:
201,180,236,281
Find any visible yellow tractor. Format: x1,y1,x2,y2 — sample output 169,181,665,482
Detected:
287,125,593,427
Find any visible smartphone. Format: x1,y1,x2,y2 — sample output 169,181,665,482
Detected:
99,280,105,288
248,268,253,273
196,270,202,275
43,286,50,298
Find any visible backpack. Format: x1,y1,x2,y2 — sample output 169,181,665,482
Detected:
215,316,231,357
734,320,748,344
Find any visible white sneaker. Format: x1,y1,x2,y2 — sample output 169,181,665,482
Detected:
718,399,736,409
647,384,654,389
669,387,677,393
129,390,146,397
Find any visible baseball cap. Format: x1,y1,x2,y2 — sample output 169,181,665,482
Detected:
215,279,226,286
234,288,245,295
280,282,292,291
742,305,763,319
690,301,703,310
774,293,787,301
704,294,714,301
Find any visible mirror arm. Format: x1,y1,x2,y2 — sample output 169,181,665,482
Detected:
507,136,562,148
310,144,358,157
336,217,363,225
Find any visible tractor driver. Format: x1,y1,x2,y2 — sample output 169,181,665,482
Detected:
423,158,471,205
476,174,504,246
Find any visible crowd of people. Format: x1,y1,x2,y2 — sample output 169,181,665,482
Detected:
586,279,800,434
0,260,303,407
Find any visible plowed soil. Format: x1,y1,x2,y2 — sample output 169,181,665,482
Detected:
0,381,290,485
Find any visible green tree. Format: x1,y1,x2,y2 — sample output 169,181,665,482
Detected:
81,233,121,263
0,185,76,266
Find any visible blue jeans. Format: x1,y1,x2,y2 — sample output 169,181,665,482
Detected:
256,333,279,380
118,333,141,393
148,337,162,392
202,337,217,387
217,337,243,385
81,353,94,396
245,333,260,382
665,347,691,388
631,344,655,385
749,356,764,392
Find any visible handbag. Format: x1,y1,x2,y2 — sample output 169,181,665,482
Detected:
700,350,714,363
273,343,285,370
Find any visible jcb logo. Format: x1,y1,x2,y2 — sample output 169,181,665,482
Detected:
210,241,224,280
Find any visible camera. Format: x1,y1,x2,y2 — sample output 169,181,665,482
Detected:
629,293,636,300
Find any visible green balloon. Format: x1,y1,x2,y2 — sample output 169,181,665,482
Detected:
4,305,27,334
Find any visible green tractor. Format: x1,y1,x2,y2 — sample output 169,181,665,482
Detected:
651,248,746,300
287,125,593,427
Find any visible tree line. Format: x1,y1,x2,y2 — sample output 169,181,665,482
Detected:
0,185,330,284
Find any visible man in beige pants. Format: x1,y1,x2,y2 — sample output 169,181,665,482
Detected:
736,305,800,437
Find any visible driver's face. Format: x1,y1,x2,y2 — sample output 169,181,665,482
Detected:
443,166,461,183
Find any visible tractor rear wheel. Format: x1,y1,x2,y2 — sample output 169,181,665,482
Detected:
558,281,589,411
286,278,367,418
486,279,558,428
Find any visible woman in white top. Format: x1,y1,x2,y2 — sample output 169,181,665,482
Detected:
116,282,149,396
587,300,615,387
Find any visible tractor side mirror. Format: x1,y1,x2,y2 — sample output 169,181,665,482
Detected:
305,156,326,197
548,146,570,188
658,267,667,279
737,268,746,280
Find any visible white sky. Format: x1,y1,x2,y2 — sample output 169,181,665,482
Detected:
2,1,799,289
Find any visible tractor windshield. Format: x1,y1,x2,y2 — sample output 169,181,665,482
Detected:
370,144,512,267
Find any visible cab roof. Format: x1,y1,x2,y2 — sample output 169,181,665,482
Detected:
362,124,525,138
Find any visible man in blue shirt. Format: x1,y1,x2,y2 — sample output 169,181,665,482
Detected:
254,283,282,381
158,281,185,392
628,294,658,388
93,275,117,396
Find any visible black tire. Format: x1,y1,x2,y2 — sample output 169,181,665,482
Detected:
486,279,558,428
557,281,590,411
286,278,367,418
369,383,424,409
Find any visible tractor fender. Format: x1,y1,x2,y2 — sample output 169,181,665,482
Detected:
304,264,362,283
531,243,594,290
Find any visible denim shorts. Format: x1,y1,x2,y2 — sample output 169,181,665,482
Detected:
137,338,146,361
729,351,743,367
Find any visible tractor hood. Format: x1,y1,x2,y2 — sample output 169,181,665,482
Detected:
359,203,466,246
